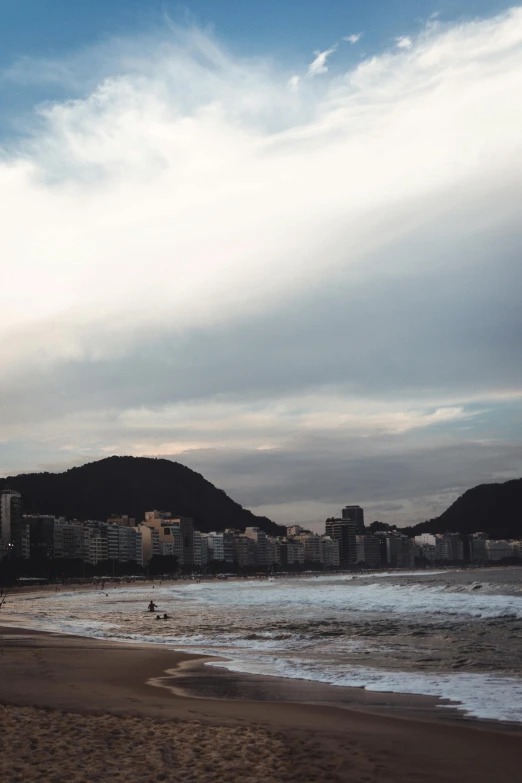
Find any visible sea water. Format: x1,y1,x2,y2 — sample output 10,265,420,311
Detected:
4,567,522,723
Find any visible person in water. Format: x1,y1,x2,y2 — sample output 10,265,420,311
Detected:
148,601,157,612
163,613,169,620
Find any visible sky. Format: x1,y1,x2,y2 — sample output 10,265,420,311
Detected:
1,1,522,530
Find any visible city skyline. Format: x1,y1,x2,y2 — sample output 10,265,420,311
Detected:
1,2,522,528
3,487,518,572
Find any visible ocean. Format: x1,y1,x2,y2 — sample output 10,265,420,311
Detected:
4,567,522,723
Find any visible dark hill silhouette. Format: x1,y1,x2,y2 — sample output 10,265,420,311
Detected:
0,456,284,536
408,478,522,539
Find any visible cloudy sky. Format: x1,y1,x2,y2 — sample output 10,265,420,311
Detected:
1,0,522,530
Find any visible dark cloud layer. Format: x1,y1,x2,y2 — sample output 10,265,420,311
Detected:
177,436,522,525
2,211,522,435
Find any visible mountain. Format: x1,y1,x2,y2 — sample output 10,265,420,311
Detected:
0,456,284,536
408,478,522,539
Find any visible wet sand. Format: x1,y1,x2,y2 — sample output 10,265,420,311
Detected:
1,626,521,782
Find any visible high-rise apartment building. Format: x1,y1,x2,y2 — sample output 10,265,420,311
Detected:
223,530,238,564
276,538,303,566
137,524,160,565
294,532,323,564
469,533,488,564
24,515,56,559
325,519,357,567
341,505,365,533
176,517,194,566
287,539,305,565
107,523,143,565
434,533,464,562
485,540,515,561
355,534,381,567
142,512,191,564
1,490,31,559
321,536,340,567
244,527,269,566
233,535,257,567
53,519,88,560
13,523,31,559
193,530,208,567
1,489,22,548
381,532,414,568
266,536,280,566
85,525,108,565
204,532,225,562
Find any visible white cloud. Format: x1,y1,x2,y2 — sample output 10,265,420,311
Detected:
1,9,522,515
306,46,337,76
396,35,413,49
343,33,362,44
288,74,300,91
2,7,522,374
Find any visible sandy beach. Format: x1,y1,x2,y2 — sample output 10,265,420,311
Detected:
1,626,521,782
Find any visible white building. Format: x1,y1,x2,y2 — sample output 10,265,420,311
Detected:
107,524,142,565
205,533,225,562
321,536,340,567
85,526,108,565
415,534,437,547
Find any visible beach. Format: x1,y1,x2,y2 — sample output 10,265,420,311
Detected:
4,568,522,722
1,625,521,783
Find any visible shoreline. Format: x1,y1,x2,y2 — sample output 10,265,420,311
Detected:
1,626,522,783
2,612,522,731
2,623,522,733
3,567,522,728
4,562,517,599
1,623,452,723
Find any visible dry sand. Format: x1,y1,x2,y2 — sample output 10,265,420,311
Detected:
1,626,521,782
0,705,313,783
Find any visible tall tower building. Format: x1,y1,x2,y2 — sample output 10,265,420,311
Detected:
341,505,365,533
0,489,28,558
0,489,22,546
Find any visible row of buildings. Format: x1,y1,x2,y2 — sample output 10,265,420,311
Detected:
1,491,521,570
413,532,522,564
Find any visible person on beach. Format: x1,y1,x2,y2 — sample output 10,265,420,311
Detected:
148,600,157,612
